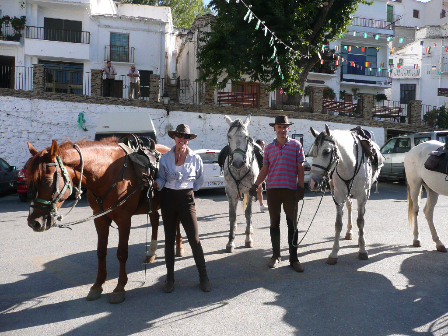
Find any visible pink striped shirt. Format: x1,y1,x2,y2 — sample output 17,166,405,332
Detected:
263,138,304,189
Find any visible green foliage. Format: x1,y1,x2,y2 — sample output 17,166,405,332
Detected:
197,0,365,93
324,87,336,100
423,106,448,128
375,93,387,102
128,0,211,28
339,90,346,100
304,85,312,96
351,87,360,100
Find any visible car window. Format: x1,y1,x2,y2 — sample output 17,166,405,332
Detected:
436,134,448,143
381,138,397,154
395,138,411,153
199,152,219,164
414,137,431,146
0,158,11,171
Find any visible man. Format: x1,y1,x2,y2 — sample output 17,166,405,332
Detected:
255,139,268,213
127,65,140,99
249,115,305,272
102,61,117,97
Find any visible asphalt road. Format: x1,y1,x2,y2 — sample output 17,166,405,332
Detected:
0,182,447,336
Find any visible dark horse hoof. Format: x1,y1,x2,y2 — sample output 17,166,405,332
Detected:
437,245,447,252
86,289,102,301
245,241,253,248
345,233,353,240
358,252,369,260
109,292,126,304
226,245,234,253
413,240,421,247
144,255,156,263
326,257,338,265
176,248,184,257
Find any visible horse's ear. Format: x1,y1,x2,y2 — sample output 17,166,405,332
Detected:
325,124,331,136
310,127,318,138
225,115,233,126
243,114,251,128
27,142,39,156
50,140,59,160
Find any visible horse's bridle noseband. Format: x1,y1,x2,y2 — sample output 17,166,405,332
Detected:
310,137,340,190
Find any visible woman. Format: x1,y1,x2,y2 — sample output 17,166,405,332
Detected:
154,124,210,293
255,139,268,212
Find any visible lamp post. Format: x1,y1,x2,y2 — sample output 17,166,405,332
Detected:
162,91,170,115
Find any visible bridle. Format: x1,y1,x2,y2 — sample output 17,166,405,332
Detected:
30,144,84,222
310,137,340,193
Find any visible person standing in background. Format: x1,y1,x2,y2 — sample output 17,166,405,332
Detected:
127,65,140,99
102,61,117,97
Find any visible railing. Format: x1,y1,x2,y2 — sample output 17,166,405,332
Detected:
0,23,22,41
0,65,33,91
323,99,359,116
421,104,438,126
373,100,407,122
310,60,338,74
342,65,389,77
391,67,421,78
44,69,90,95
160,77,204,104
25,26,90,44
104,45,135,63
349,16,394,30
217,91,258,108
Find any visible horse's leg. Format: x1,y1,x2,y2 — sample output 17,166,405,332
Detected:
327,203,344,265
176,217,184,257
356,195,369,260
423,186,447,252
109,218,131,304
244,194,254,248
226,194,238,253
345,197,353,240
408,182,422,247
87,216,111,301
144,211,160,263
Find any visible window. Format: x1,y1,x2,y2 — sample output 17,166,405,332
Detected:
381,138,397,154
400,84,416,104
341,45,378,76
396,138,411,153
39,60,84,94
413,10,419,18
110,33,129,62
387,5,393,23
44,18,82,43
414,137,430,146
441,9,446,18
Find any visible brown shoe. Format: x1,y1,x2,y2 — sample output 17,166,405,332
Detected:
200,278,211,292
290,261,304,272
268,257,281,268
163,280,175,293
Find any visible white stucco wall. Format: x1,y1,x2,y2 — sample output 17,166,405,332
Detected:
0,96,385,168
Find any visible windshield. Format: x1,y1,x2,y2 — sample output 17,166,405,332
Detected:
199,152,219,164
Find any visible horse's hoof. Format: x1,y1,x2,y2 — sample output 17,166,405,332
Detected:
326,257,338,265
86,289,102,301
436,245,447,253
176,248,184,257
413,240,421,247
144,255,156,263
226,245,234,253
109,291,126,304
245,241,253,248
345,233,352,240
358,252,369,260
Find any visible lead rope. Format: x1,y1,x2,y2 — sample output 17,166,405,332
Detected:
292,192,325,247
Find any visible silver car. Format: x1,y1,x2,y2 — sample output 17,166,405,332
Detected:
196,149,225,189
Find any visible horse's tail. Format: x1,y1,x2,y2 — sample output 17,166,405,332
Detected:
242,193,248,214
407,183,414,230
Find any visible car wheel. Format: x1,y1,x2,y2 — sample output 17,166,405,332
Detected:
19,193,28,202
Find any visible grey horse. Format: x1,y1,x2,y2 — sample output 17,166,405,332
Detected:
223,115,259,253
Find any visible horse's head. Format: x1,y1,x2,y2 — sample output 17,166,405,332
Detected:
225,115,251,169
26,140,73,232
308,124,339,192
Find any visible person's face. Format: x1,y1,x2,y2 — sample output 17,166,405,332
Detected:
107,62,111,68
174,133,190,149
131,67,135,71
259,141,265,150
274,125,289,139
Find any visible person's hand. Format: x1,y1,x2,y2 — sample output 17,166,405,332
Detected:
249,184,258,197
296,185,305,201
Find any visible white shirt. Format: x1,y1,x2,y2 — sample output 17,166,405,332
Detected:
127,68,140,83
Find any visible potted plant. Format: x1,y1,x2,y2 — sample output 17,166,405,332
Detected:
423,109,438,127
339,90,346,101
324,87,336,100
11,16,26,39
2,15,11,24
375,93,388,104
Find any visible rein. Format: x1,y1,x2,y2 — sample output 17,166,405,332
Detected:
227,137,255,199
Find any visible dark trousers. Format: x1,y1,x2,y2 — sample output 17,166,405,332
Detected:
160,188,207,281
104,78,114,97
266,188,298,264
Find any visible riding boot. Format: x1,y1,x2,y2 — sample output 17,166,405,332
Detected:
192,242,210,292
287,217,298,264
270,225,281,259
164,244,175,293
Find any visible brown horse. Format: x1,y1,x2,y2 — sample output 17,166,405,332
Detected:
26,138,182,304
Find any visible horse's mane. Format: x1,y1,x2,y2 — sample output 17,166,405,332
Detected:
26,137,119,190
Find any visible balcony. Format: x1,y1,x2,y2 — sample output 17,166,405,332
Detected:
341,65,389,86
104,45,135,63
24,26,90,60
0,23,22,43
347,16,395,36
390,67,421,78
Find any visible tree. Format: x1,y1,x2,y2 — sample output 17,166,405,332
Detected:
127,0,211,28
197,0,369,96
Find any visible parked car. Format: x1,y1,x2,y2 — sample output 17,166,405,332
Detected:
0,158,18,194
17,159,30,202
379,131,448,181
196,149,225,189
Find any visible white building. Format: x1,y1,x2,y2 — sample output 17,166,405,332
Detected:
0,0,175,98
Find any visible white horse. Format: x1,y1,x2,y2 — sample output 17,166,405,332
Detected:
308,125,381,265
223,115,259,253
404,140,447,252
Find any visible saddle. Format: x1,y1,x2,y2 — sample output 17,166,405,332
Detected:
424,143,448,174
118,134,161,210
351,126,384,170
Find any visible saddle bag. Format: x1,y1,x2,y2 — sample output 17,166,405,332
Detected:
424,147,448,174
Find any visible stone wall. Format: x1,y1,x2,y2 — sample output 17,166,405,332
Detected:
32,64,44,93
360,94,374,119
91,69,103,97
310,87,324,113
408,100,422,125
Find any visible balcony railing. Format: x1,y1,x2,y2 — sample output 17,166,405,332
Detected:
391,67,421,78
342,65,389,77
44,68,90,95
104,45,135,63
0,65,33,91
0,23,22,41
349,16,395,30
25,26,90,44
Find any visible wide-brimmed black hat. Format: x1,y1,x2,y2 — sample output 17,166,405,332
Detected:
269,115,293,127
168,124,197,140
